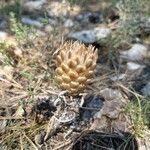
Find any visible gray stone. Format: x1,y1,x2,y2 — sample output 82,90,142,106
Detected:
125,62,145,77
68,27,111,43
101,100,122,119
75,12,104,24
142,82,150,96
100,88,125,102
97,88,127,119
21,17,43,28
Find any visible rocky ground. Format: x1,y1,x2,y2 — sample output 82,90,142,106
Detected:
0,0,150,149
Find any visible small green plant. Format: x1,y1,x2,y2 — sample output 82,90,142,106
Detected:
125,94,150,137
10,12,37,47
41,13,49,25
20,71,34,80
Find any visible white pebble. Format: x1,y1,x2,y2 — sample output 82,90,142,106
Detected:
120,44,148,61
0,31,8,41
127,62,145,71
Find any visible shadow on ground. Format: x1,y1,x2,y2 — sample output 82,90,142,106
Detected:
72,131,138,150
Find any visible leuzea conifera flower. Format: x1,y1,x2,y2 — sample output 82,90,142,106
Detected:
55,41,98,93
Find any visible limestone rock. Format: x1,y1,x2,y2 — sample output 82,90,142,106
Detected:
68,28,111,43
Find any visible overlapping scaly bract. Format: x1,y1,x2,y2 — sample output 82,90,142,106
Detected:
55,41,98,93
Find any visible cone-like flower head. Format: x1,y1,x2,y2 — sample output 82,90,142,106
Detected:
55,41,98,93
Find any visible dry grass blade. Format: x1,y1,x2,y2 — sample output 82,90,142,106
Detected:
53,140,72,150
20,133,23,150
0,116,23,120
117,83,143,98
0,78,23,89
23,132,38,150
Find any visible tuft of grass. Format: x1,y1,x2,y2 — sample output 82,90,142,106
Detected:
124,91,150,137
0,119,46,149
111,0,149,46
